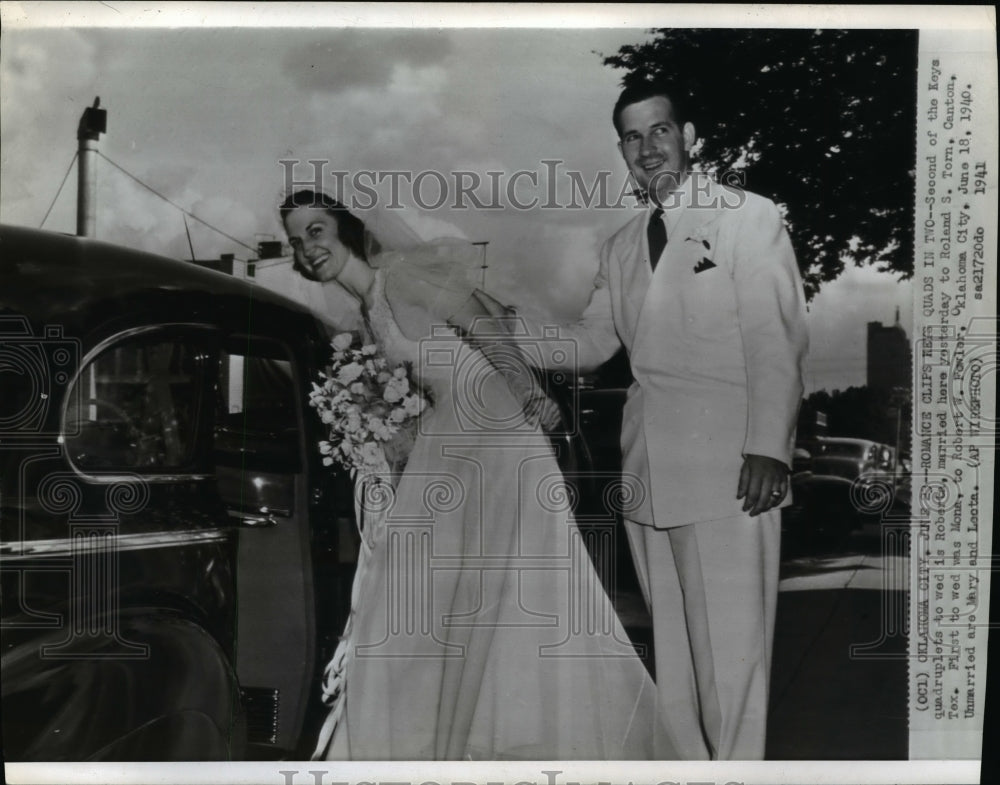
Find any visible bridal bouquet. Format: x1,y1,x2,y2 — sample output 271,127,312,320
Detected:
308,332,429,478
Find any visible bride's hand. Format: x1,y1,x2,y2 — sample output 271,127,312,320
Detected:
526,393,564,432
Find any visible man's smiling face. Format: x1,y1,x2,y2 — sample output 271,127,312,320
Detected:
617,95,696,205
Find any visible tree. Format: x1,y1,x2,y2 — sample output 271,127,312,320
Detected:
603,29,917,299
804,385,912,455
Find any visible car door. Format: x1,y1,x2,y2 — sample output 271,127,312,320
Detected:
212,333,316,757
2,323,245,761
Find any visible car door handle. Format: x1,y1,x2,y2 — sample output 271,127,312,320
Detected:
227,507,286,528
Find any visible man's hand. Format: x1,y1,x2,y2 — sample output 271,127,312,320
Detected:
736,454,790,516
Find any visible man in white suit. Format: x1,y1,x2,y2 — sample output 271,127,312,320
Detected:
507,80,809,759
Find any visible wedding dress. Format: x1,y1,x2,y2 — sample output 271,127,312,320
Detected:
311,252,672,761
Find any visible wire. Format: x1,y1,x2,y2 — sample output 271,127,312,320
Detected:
97,151,257,253
39,151,79,229
182,214,197,260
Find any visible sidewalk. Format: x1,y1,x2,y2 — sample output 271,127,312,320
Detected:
769,524,908,758
611,523,909,760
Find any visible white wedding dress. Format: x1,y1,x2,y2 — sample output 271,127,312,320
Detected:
312,263,672,761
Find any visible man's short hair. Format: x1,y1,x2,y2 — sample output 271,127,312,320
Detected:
612,79,692,137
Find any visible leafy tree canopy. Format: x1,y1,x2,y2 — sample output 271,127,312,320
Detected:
804,385,911,452
603,29,918,299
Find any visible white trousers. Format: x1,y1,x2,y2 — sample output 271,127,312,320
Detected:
624,512,781,760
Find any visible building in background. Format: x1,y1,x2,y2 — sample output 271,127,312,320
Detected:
189,252,236,275
867,308,911,393
188,240,286,281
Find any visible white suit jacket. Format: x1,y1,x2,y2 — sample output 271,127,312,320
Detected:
536,176,808,527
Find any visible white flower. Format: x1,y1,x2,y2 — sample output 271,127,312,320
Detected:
686,218,721,249
313,339,428,477
337,362,364,384
367,416,394,441
383,383,403,404
360,441,382,465
403,395,426,416
384,376,409,402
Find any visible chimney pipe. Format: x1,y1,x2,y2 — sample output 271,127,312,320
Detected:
77,97,107,237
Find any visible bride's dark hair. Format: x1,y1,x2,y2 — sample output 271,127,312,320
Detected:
279,190,375,266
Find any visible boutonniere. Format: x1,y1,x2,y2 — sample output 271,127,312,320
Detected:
685,221,718,250
685,221,720,274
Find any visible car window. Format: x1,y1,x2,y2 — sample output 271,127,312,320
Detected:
212,337,302,519
818,441,866,458
63,330,211,472
214,337,301,472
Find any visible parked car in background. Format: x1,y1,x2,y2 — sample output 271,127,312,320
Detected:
1,225,354,761
574,387,647,594
788,436,910,538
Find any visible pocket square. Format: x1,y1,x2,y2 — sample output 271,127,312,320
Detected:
693,258,717,274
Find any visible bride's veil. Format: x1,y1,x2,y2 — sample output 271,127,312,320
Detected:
350,201,425,261
355,206,423,264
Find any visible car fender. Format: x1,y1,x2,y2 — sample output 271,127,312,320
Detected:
1,608,245,761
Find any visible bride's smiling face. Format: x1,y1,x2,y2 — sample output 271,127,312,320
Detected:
284,207,352,282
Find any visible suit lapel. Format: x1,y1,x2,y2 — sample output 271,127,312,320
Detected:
631,183,724,360
612,214,651,348
622,216,650,302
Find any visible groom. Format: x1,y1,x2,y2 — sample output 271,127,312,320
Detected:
512,79,808,759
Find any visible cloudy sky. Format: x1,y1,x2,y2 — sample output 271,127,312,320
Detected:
1,3,915,393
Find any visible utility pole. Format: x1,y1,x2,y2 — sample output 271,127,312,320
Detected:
77,97,107,237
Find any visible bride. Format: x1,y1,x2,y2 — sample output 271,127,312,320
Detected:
280,190,672,761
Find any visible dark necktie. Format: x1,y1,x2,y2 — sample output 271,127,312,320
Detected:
647,207,666,271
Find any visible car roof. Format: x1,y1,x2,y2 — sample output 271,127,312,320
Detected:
1,224,322,338
815,437,880,448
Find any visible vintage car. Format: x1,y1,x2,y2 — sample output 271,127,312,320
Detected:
0,225,353,761
788,436,910,536
1,225,601,762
